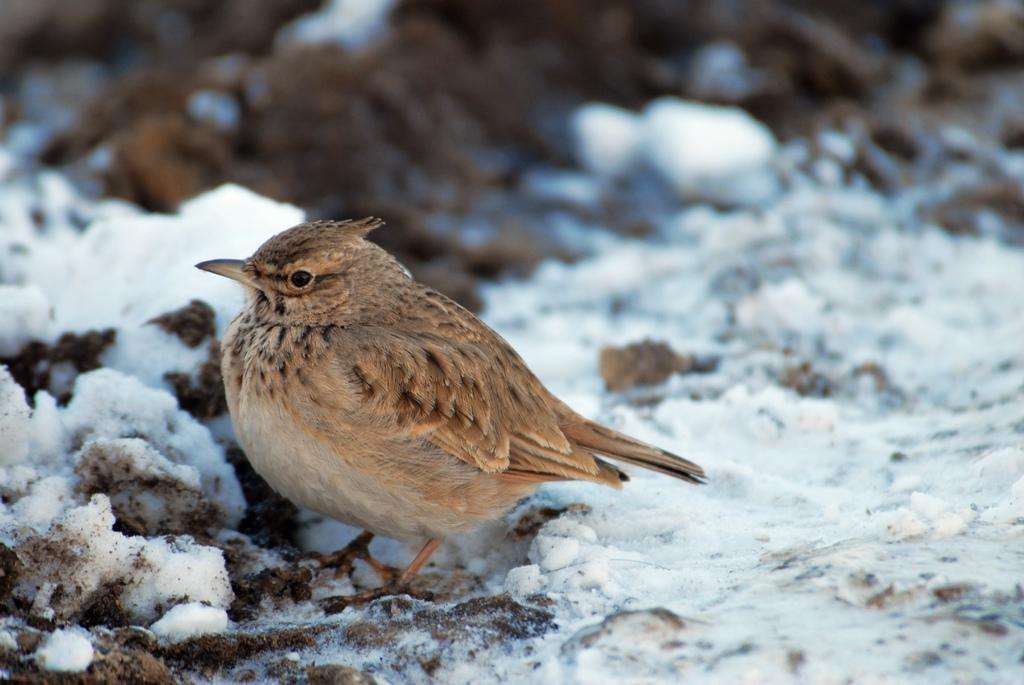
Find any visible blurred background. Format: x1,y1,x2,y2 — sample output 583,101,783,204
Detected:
2,0,1022,311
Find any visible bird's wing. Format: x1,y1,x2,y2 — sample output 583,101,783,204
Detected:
336,327,622,486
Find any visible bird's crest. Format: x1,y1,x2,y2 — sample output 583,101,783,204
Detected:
338,216,384,237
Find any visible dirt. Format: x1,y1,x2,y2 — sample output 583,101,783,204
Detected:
931,583,976,603
158,625,326,675
341,593,554,677
78,583,132,629
306,664,378,684
230,565,313,622
924,0,1024,70
148,299,217,348
599,339,718,392
0,542,22,603
0,329,116,404
779,361,837,398
164,340,228,419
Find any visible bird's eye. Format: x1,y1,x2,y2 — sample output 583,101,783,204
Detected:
290,270,313,288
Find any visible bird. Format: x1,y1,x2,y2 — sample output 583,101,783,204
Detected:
197,218,704,601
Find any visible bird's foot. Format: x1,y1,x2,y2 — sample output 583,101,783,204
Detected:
316,531,400,582
319,583,435,615
362,555,401,584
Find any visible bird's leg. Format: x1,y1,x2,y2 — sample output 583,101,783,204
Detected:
397,538,442,585
319,538,441,614
317,531,399,582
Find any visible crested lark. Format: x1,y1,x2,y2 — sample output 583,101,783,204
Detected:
197,218,704,596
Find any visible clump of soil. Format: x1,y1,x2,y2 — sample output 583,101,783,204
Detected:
230,565,313,622
148,299,216,348
148,273,224,422
164,340,227,420
0,543,22,603
599,339,718,392
0,329,116,404
78,582,132,629
779,361,836,398
5,627,177,684
158,625,326,675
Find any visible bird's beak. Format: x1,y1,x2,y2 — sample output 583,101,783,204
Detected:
195,259,252,286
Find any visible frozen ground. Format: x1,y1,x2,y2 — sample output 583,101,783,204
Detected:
0,96,1023,683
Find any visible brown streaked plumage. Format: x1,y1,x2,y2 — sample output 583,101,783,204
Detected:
197,218,704,596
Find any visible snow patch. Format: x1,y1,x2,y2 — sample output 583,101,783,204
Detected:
642,97,778,204
150,602,229,641
571,103,644,177
34,628,94,673
0,284,50,355
0,367,31,465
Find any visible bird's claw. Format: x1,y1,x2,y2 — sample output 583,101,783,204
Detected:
316,531,399,582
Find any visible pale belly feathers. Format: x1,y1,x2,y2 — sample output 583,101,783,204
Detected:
221,318,533,541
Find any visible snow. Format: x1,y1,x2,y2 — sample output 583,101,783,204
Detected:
0,373,239,623
1,98,1023,681
466,186,1023,682
0,284,49,355
63,369,244,524
34,628,93,673
735,279,828,336
150,602,229,641
277,0,396,49
0,366,31,464
9,494,233,622
571,97,779,204
571,103,644,177
642,98,778,204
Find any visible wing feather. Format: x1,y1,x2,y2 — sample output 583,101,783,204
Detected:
343,328,599,479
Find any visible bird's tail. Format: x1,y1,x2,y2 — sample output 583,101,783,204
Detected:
560,418,705,485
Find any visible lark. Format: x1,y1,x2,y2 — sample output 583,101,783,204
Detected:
197,218,704,600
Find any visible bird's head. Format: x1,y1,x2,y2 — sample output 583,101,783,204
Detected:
197,217,406,323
